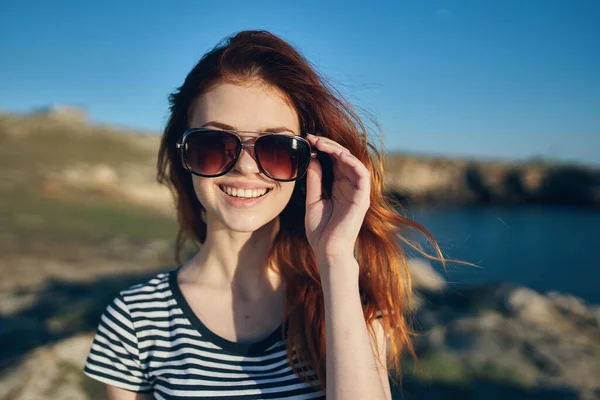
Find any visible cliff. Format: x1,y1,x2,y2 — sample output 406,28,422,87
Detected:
384,154,600,207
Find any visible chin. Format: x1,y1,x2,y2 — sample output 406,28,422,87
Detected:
218,212,278,234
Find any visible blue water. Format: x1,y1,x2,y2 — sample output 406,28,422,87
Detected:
405,205,600,304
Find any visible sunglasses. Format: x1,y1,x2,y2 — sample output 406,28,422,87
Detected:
176,128,318,182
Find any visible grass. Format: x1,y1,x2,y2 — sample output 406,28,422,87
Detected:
48,298,109,333
55,360,107,400
81,375,108,400
403,351,471,384
475,362,529,387
402,351,529,388
0,182,178,256
1,112,177,253
0,113,154,173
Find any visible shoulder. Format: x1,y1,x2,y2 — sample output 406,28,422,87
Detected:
84,271,174,393
118,269,174,305
91,268,180,356
100,268,175,325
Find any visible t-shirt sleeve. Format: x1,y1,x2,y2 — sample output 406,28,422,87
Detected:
83,293,152,393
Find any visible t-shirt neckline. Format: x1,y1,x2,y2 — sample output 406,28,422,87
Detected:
168,266,286,356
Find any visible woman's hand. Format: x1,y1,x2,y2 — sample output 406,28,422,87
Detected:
305,134,390,400
304,133,371,276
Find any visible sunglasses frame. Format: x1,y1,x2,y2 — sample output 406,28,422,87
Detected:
176,128,318,182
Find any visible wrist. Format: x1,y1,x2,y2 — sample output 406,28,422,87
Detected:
317,256,360,291
315,253,357,268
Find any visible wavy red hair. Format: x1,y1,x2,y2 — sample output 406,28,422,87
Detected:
157,30,444,390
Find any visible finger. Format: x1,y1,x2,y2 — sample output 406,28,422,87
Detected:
307,135,350,155
306,133,370,194
305,158,323,207
334,151,371,192
333,160,371,210
305,135,364,182
306,133,351,156
309,136,363,177
310,139,352,165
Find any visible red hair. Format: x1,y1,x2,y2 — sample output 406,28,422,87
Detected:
157,30,445,389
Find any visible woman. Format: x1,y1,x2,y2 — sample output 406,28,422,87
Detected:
83,30,441,400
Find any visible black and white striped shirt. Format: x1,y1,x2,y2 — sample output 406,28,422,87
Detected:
83,267,325,399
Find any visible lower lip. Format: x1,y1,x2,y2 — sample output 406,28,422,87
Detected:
218,187,271,208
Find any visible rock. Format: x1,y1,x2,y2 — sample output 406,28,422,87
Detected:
384,153,600,207
61,163,119,188
408,258,446,292
409,292,425,311
45,162,175,213
502,287,559,325
121,182,175,214
0,290,38,315
0,333,96,400
410,284,600,396
547,291,598,325
51,333,95,369
592,306,600,327
31,105,88,124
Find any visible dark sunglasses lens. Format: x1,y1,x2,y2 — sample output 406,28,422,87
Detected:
185,131,239,176
255,135,311,180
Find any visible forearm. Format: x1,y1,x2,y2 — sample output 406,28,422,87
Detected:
320,257,388,400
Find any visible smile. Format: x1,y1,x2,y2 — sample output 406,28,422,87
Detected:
218,185,271,199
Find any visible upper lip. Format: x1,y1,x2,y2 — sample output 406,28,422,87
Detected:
217,182,274,190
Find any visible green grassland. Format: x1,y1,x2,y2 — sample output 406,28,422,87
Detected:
0,112,177,257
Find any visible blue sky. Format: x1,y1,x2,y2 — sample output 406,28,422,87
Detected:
1,0,599,165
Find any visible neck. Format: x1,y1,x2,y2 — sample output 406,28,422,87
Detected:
186,217,283,300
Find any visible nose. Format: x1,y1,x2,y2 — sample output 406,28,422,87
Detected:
231,141,260,175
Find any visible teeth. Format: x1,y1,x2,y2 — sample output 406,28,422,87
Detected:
220,186,268,198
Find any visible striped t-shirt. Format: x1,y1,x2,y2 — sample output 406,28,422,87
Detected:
83,266,325,399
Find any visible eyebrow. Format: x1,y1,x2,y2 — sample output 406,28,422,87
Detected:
200,121,296,134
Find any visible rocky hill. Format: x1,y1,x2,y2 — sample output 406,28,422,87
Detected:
384,154,600,207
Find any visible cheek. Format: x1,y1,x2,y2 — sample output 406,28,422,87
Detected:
191,176,212,205
279,182,296,203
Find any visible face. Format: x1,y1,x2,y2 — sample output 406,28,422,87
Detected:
188,80,300,234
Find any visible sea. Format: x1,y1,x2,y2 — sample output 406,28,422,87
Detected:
404,205,600,304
